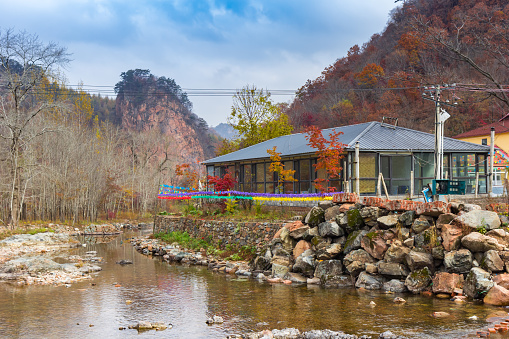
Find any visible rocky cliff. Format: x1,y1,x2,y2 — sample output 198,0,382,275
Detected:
114,69,218,163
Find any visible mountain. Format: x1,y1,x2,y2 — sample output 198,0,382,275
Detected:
114,69,218,162
286,0,509,137
213,123,237,139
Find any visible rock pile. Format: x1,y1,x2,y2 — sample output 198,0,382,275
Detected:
251,195,509,305
225,328,401,339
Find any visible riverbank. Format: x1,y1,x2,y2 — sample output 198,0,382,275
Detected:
0,221,141,286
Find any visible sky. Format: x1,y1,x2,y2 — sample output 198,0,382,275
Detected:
0,0,400,127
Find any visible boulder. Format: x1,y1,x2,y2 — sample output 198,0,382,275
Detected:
384,240,410,264
432,272,464,294
293,240,312,259
279,227,297,251
285,272,308,284
486,228,509,247
444,249,473,274
345,261,365,277
455,210,501,232
360,231,388,260
286,221,310,240
359,205,379,219
484,284,509,306
324,205,341,221
343,209,364,233
481,250,504,273
461,232,503,253
344,249,376,267
304,206,325,227
431,246,445,260
314,260,345,285
493,273,509,289
441,224,463,251
355,271,385,290
302,227,319,242
463,203,482,212
377,215,399,230
436,213,456,229
316,243,342,260
318,201,334,210
412,217,431,234
365,263,378,274
271,256,291,279
398,211,416,227
378,262,410,279
463,267,493,299
343,230,368,254
383,279,408,293
405,267,432,293
405,250,433,272
318,221,343,238
292,250,316,277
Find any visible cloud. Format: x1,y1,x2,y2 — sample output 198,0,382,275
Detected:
0,0,399,126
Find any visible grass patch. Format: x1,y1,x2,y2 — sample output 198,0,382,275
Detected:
153,230,257,261
0,227,54,241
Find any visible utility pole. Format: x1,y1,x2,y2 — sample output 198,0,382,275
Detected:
422,84,458,200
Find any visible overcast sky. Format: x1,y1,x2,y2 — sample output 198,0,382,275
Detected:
1,0,400,127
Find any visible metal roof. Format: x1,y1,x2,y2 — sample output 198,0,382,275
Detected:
203,121,491,165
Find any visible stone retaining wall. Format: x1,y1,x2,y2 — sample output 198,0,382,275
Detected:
154,216,284,249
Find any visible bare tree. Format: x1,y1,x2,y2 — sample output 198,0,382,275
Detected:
0,29,70,227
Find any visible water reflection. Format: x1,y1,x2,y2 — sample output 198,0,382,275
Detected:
0,231,503,338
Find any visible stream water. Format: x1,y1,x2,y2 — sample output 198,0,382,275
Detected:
0,230,507,339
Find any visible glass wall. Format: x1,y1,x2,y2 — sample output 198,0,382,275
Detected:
379,155,411,195
451,153,487,194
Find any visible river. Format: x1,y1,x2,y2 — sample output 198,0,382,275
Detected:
0,230,506,338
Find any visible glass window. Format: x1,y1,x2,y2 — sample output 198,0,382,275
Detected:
266,183,274,194
381,156,390,179
392,156,411,179
284,182,294,194
300,181,310,193
207,166,214,177
300,160,310,181
414,153,434,178
265,163,274,182
478,155,486,174
256,163,264,183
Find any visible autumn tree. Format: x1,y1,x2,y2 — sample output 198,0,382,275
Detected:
219,85,293,154
0,29,70,227
304,126,345,193
267,146,296,193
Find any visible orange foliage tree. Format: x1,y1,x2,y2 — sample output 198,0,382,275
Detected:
175,163,200,190
304,126,345,193
267,146,296,193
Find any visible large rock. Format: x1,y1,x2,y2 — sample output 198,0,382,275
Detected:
251,255,271,271
292,250,316,277
304,206,325,227
444,249,473,274
343,230,368,254
484,284,509,306
481,250,504,273
486,229,509,247
441,224,463,251
398,211,416,227
285,272,308,284
405,250,433,272
286,221,310,240
360,232,388,260
271,255,291,278
378,262,410,278
461,232,503,253
412,217,431,234
293,240,312,259
436,213,456,229
432,272,464,294
355,271,385,290
316,243,342,260
343,209,364,233
405,267,432,293
383,279,408,293
464,267,493,299
493,273,509,289
384,240,410,264
318,221,343,238
377,215,399,230
314,259,345,285
360,206,380,224
324,205,341,221
455,210,501,232
279,227,297,251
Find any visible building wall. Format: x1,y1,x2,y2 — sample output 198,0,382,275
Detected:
456,133,509,153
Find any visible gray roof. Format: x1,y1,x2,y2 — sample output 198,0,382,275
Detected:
203,121,491,165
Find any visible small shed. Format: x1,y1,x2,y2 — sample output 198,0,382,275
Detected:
203,121,490,196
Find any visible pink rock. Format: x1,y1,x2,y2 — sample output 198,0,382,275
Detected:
360,232,388,260
493,273,509,290
432,272,464,294
484,284,509,306
293,240,312,259
441,224,464,251
339,203,355,213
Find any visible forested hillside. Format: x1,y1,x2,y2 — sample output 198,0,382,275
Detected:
287,0,509,136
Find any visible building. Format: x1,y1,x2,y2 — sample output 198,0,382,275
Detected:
454,115,509,186
203,121,490,196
